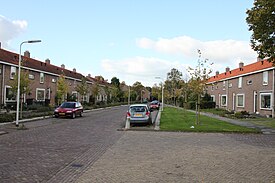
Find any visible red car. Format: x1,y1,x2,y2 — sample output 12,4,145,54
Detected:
54,101,83,119
149,101,160,110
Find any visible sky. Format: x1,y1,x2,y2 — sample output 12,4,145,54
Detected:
0,0,257,87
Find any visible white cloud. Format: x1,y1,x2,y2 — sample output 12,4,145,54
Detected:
101,57,189,86
0,15,27,48
136,36,258,68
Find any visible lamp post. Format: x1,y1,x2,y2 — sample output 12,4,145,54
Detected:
155,77,164,111
16,40,41,126
128,86,131,105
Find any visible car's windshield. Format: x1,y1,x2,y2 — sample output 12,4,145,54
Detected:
61,102,75,108
130,106,147,113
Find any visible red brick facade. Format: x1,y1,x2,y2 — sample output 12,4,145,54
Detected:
206,59,275,117
0,48,110,107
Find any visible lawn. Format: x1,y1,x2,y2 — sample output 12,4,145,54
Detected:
160,107,260,133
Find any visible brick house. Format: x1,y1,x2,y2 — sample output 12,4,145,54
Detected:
206,59,275,117
0,47,110,108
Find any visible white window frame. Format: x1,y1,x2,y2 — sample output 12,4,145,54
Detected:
221,95,227,107
236,94,245,108
210,95,215,102
29,74,35,80
260,92,272,110
40,73,44,83
4,85,16,102
72,91,78,101
10,66,16,79
263,71,268,85
36,88,46,101
238,77,242,88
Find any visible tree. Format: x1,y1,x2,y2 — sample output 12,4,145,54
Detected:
187,50,213,125
9,70,32,118
76,77,89,102
111,77,120,88
132,81,144,101
56,74,68,105
246,0,275,62
167,68,183,105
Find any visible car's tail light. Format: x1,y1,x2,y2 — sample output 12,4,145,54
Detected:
127,112,131,117
146,112,150,116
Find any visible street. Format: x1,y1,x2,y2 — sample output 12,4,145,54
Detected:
0,106,128,183
0,105,275,182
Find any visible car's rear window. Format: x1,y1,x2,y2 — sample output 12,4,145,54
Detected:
61,102,75,108
130,106,147,112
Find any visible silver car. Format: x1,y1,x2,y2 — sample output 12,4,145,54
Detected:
126,104,152,125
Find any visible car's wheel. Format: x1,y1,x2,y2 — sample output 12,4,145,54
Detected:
79,111,83,117
54,114,59,118
71,112,76,119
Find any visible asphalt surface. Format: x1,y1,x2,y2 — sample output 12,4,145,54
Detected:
0,106,275,182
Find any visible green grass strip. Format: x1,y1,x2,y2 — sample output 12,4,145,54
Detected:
160,107,260,133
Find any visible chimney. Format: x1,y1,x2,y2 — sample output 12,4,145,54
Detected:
88,74,91,77
216,71,219,76
24,50,30,58
0,42,1,49
45,58,50,64
73,68,76,72
226,67,230,72
61,64,65,69
239,62,244,68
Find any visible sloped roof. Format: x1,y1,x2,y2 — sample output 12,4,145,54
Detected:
0,48,84,80
207,59,274,83
86,76,110,86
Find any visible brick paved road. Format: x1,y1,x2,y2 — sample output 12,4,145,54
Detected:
76,132,275,183
0,106,128,183
1,106,275,183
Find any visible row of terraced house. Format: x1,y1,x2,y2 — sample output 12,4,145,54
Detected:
206,58,275,118
0,46,115,109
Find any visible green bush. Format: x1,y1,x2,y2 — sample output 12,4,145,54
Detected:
0,113,15,123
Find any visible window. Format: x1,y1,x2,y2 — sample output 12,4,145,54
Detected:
46,88,51,100
211,95,215,102
260,93,272,109
238,77,242,88
29,74,34,80
223,81,226,90
72,91,78,101
40,73,44,83
10,66,16,79
5,86,16,101
36,88,45,101
237,94,245,107
221,95,227,106
52,78,56,83
228,83,232,88
263,71,268,85
211,85,214,91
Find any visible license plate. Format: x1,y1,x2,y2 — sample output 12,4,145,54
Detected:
59,113,65,115
134,114,142,117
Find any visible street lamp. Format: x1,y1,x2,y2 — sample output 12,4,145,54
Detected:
16,40,41,126
155,77,164,111
128,86,131,105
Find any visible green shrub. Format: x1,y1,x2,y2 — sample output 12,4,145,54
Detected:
0,113,15,123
